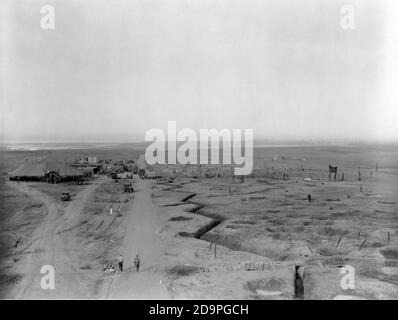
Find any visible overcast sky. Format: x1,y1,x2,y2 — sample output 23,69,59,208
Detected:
1,0,397,143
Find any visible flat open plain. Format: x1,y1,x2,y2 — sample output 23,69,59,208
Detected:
1,144,397,299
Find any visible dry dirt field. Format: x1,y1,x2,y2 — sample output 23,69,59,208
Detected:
0,144,397,299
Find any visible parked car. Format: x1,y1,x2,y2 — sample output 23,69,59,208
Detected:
61,192,71,201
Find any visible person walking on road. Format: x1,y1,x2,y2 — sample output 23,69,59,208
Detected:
134,254,141,272
117,254,124,271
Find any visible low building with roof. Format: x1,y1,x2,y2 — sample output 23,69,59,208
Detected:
9,161,84,182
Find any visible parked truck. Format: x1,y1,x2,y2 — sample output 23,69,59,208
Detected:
61,192,71,201
123,183,134,193
138,169,146,178
110,172,118,180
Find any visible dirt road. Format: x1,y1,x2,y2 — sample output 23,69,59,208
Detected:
7,178,105,299
107,178,170,299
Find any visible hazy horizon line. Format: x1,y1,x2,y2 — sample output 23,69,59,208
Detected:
1,138,397,146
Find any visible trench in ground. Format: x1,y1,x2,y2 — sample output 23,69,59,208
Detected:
174,190,281,255
176,192,226,240
176,191,258,253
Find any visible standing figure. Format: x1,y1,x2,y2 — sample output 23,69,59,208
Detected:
117,254,124,271
328,165,338,180
134,254,141,272
341,172,344,181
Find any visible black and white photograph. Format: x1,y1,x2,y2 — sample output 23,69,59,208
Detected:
1,0,398,305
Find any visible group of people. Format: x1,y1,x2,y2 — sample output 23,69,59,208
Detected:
109,206,122,217
117,254,140,272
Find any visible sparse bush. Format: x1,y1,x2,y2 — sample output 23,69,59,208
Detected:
0,273,23,285
167,265,199,278
368,241,384,248
380,247,398,259
169,216,192,221
231,220,256,225
177,231,193,237
269,219,284,226
271,232,284,240
245,278,286,292
319,226,348,237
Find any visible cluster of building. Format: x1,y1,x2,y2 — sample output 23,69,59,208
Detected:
9,156,249,183
8,156,139,183
9,161,85,182
147,163,237,179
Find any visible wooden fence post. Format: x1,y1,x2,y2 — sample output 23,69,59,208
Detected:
336,237,342,248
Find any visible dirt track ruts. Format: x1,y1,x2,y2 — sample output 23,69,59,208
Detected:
6,178,106,299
